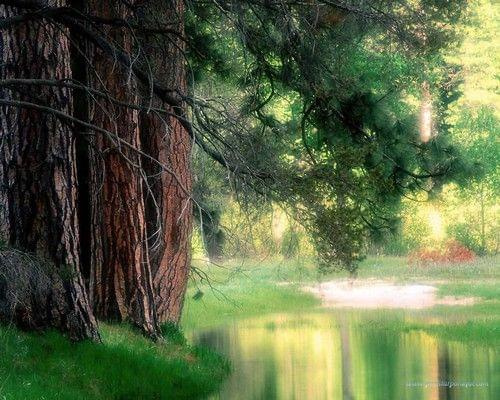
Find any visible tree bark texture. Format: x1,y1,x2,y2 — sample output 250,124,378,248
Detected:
139,0,193,324
0,2,99,341
88,1,159,337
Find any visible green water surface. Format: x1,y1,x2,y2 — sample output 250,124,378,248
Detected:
191,311,499,400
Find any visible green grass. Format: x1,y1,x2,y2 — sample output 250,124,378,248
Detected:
354,254,500,281
437,282,500,300
0,323,229,400
182,259,320,330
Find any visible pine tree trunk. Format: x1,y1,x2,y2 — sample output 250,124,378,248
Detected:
0,2,99,341
87,1,159,337
139,0,193,324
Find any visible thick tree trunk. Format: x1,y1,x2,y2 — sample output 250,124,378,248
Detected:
139,0,193,324
0,3,99,341
88,1,159,337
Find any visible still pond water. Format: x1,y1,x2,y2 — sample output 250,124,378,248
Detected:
191,311,499,400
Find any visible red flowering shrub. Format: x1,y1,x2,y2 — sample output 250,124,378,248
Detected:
408,241,476,266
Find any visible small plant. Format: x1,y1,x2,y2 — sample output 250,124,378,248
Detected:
161,321,187,345
408,240,476,266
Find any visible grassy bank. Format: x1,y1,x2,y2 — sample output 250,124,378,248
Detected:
0,323,229,400
182,259,320,330
2,255,497,399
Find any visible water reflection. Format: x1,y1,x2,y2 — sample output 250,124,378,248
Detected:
191,312,498,400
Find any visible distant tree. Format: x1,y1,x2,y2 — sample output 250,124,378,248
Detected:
447,107,499,254
445,0,500,254
384,0,499,255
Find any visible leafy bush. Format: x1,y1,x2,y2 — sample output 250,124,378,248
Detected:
408,241,476,266
448,223,484,255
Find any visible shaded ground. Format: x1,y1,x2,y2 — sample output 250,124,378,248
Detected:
303,279,477,309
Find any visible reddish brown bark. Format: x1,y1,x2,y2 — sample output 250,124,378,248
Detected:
88,1,159,337
139,0,193,324
0,2,99,341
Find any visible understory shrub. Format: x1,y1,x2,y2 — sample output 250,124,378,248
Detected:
408,241,476,266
